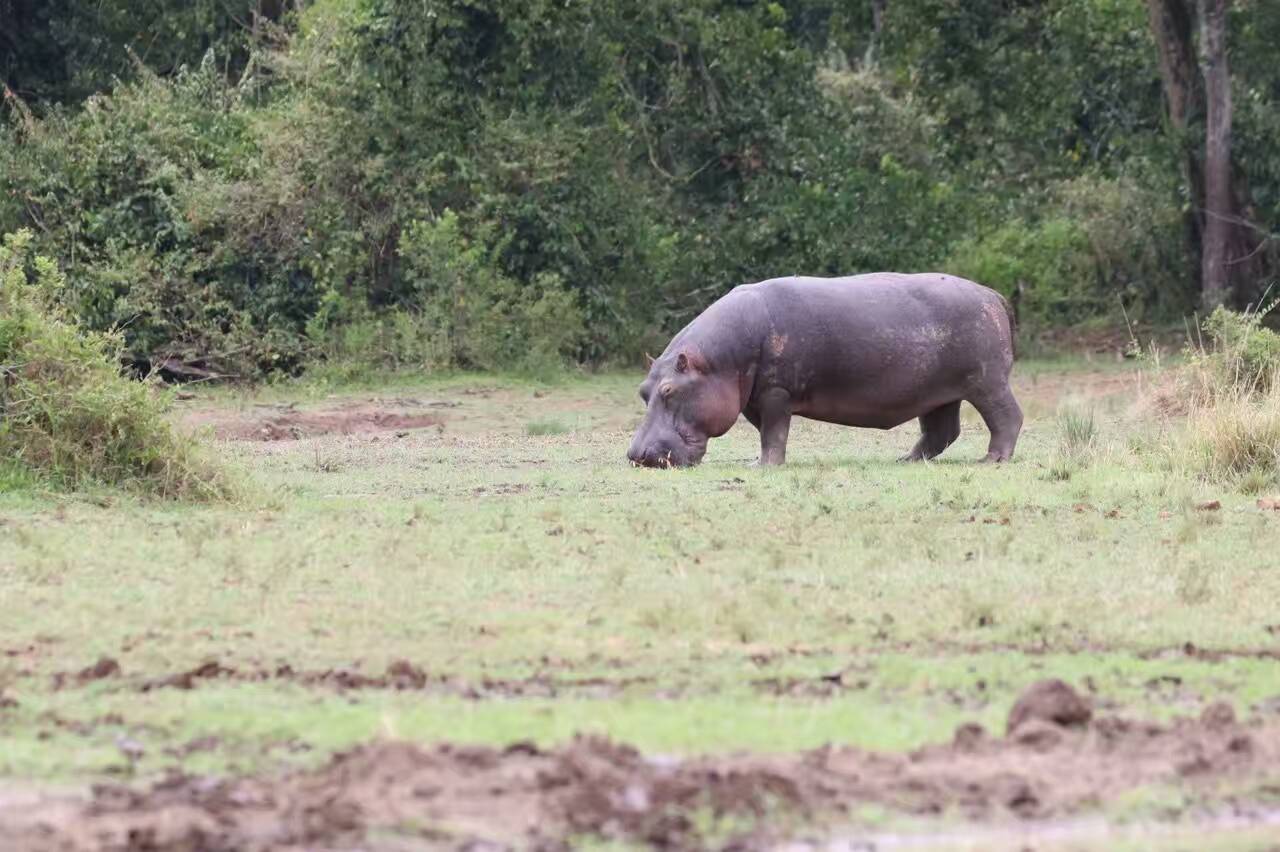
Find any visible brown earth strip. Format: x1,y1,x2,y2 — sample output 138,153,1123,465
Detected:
5,682,1280,851
45,658,651,699
181,401,447,441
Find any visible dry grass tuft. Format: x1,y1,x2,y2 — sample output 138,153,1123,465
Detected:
1158,305,1280,485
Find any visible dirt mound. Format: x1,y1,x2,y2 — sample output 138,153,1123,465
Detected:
5,700,1280,851
184,401,446,441
1006,678,1092,734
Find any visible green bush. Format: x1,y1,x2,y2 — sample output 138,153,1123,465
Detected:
1200,305,1280,392
947,217,1096,326
398,213,584,374
1161,307,1280,485
1,54,318,378
310,213,585,376
0,230,230,498
947,174,1188,327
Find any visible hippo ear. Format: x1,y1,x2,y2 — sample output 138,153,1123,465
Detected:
644,352,655,367
675,352,689,373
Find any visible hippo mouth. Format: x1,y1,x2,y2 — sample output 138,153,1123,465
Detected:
628,436,707,469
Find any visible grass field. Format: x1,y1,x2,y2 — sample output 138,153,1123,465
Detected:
3,358,1280,850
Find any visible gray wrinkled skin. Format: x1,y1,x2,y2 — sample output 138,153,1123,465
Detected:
627,273,1022,468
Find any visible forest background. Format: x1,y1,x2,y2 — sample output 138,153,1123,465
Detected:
2,0,1278,379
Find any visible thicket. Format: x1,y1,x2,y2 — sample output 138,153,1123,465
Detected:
3,0,1279,377
0,229,230,497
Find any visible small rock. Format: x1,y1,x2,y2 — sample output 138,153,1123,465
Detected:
1195,500,1222,511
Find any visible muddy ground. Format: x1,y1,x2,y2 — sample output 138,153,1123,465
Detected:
4,682,1280,851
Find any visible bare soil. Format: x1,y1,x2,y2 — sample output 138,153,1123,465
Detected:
46,657,653,700
182,400,447,441
6,682,1280,851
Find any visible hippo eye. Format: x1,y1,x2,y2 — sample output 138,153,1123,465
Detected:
659,383,675,399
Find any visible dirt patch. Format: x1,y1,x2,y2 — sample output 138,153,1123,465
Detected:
7,682,1280,851
183,400,447,441
49,656,123,690
753,668,869,698
1029,323,1187,356
1012,368,1142,412
116,658,649,699
139,660,235,692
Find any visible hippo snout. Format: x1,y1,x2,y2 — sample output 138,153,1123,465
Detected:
627,442,675,468
627,436,704,469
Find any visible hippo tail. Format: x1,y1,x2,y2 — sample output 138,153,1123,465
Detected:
998,292,1018,361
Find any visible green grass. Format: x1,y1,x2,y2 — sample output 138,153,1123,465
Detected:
525,416,572,436
2,362,1280,839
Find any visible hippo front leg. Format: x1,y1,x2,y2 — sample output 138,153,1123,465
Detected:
755,388,792,466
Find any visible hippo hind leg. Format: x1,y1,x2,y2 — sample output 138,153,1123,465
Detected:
968,382,1023,462
900,400,962,462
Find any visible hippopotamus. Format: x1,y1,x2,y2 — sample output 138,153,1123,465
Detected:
627,273,1021,467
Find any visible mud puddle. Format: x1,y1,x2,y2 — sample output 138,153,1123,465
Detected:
7,681,1280,851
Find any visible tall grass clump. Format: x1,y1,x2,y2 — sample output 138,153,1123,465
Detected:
1057,405,1098,458
1042,402,1098,482
0,230,231,499
1167,305,1280,484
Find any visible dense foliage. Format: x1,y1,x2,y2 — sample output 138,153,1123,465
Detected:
0,229,230,496
3,0,1279,375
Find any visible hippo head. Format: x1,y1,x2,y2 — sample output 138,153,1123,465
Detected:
627,349,742,468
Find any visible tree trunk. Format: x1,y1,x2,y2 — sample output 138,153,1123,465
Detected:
865,0,887,66
1197,0,1232,309
1145,0,1200,131
1145,0,1205,280
1147,0,1266,309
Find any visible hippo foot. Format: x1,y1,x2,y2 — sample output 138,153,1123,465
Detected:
980,451,1012,463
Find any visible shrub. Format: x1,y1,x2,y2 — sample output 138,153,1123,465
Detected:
1175,391,1280,481
0,230,230,498
947,217,1095,326
1199,305,1280,393
2,54,319,378
1161,308,1280,484
397,213,584,374
947,174,1190,327
306,213,585,377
